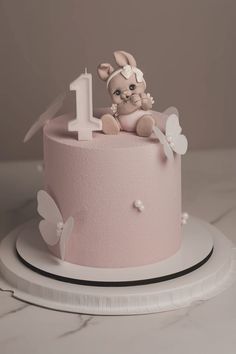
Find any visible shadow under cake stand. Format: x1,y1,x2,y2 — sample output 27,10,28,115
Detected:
0,217,235,315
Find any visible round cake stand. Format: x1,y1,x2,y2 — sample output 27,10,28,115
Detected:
0,217,235,315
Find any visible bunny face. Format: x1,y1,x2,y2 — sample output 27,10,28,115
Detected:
108,72,146,105
97,51,146,104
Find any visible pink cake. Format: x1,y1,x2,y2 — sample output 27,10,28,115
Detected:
10,50,231,316
43,114,182,268
26,50,188,270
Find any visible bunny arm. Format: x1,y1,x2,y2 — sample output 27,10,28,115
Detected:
140,93,153,111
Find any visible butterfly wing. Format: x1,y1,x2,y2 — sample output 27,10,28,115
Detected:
24,119,47,144
153,126,174,160
163,107,179,117
37,190,63,224
172,135,188,155
39,220,60,246
58,217,74,261
163,142,174,160
153,125,167,145
166,114,182,138
23,92,67,142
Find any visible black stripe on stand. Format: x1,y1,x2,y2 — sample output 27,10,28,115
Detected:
16,247,213,288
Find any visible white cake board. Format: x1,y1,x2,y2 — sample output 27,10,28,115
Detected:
0,217,235,315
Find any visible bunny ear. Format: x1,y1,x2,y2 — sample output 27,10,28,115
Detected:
114,51,137,67
97,63,114,81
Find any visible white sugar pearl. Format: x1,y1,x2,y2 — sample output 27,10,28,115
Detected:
181,212,189,225
138,205,145,212
56,222,64,230
134,200,142,208
56,222,64,237
182,212,189,220
134,200,144,212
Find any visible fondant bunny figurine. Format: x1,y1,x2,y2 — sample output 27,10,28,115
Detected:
97,51,157,137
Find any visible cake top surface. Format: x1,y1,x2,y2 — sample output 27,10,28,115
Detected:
44,115,159,150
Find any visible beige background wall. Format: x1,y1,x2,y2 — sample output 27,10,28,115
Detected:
0,0,235,160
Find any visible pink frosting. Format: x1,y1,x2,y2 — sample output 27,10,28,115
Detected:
43,115,182,268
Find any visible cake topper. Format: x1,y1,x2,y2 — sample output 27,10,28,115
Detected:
97,50,156,137
37,190,74,261
68,68,102,140
153,114,188,159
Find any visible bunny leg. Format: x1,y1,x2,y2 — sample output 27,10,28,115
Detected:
136,115,154,137
101,114,120,135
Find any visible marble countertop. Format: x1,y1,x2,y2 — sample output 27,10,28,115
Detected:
0,149,236,354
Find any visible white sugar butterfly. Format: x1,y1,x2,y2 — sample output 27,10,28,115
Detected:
37,190,74,261
153,114,188,160
23,92,67,143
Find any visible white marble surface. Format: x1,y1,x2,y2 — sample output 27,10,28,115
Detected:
0,150,236,354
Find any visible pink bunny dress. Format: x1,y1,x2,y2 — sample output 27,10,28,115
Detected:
118,109,152,132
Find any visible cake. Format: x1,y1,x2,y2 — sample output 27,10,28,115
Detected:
3,50,233,315
43,115,182,267
26,50,188,269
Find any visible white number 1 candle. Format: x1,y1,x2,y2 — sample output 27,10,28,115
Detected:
68,69,102,140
